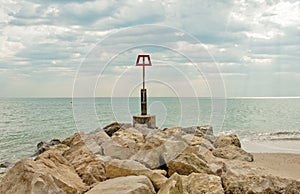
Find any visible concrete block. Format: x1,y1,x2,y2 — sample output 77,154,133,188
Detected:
133,115,156,129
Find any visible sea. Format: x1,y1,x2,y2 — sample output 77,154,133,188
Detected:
1,97,300,164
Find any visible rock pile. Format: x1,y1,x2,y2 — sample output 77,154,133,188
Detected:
0,122,300,194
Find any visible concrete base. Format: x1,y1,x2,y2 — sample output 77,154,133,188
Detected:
133,115,156,129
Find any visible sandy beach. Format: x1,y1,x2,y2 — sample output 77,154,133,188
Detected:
241,140,300,181
252,153,300,181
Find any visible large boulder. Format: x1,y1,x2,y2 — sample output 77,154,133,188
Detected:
86,128,111,146
131,139,187,169
0,150,88,194
212,145,254,162
182,134,214,151
62,133,106,186
101,140,135,159
182,125,214,138
213,134,241,148
167,152,213,176
129,133,167,168
111,127,145,151
105,159,167,190
86,175,155,194
158,172,224,194
222,171,300,193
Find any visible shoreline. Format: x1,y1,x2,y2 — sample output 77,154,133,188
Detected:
242,139,300,154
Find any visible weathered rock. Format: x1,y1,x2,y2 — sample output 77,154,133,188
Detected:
0,173,5,182
158,172,224,194
157,173,183,194
142,133,166,150
212,145,254,162
131,139,187,169
106,159,167,190
162,140,188,164
129,133,166,168
222,172,300,193
182,125,214,137
208,161,227,176
130,147,164,169
111,127,145,151
113,127,144,143
103,122,121,136
62,133,106,186
86,175,155,194
82,134,103,155
33,138,62,156
45,143,70,156
0,161,11,168
101,140,135,159
214,134,241,148
153,169,168,177
182,134,214,150
167,152,213,176
0,150,88,194
161,127,184,138
86,128,111,146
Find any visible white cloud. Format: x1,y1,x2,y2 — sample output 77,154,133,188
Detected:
0,0,299,97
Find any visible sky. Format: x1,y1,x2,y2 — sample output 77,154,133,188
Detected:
0,0,300,98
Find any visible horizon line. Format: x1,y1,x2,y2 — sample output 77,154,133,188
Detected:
1,96,300,99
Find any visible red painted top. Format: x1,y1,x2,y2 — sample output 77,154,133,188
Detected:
136,54,152,66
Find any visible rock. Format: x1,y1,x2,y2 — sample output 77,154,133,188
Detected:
82,134,103,155
86,175,155,194
131,139,187,169
222,172,300,193
167,152,213,176
208,161,227,176
142,133,166,150
130,147,164,169
113,127,144,143
106,159,167,190
33,138,62,156
158,172,224,194
0,150,88,194
0,172,5,182
0,162,11,168
182,134,214,150
213,134,241,148
101,140,135,160
157,173,183,194
47,143,70,155
129,133,166,168
103,122,121,136
161,127,183,138
111,127,145,151
212,145,254,162
86,128,111,146
182,125,214,137
153,169,168,177
62,133,106,186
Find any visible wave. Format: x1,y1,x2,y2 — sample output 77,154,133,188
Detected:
255,131,300,141
270,138,300,141
270,131,300,136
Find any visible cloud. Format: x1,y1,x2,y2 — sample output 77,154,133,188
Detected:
0,0,299,97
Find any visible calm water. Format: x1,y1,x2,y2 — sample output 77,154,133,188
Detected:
0,97,300,163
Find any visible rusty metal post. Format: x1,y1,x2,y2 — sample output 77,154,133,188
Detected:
141,89,147,115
